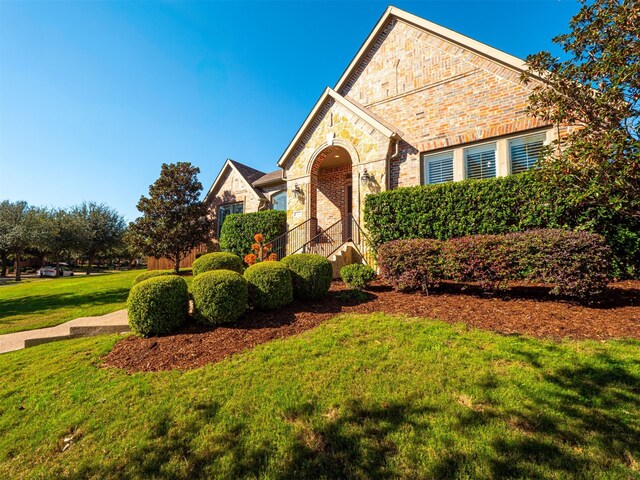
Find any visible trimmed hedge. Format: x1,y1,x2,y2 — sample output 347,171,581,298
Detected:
364,171,640,278
377,239,444,292
191,270,248,326
127,275,189,337
281,254,333,300
244,261,293,310
133,270,174,285
340,264,376,290
192,252,243,276
378,229,611,298
220,210,286,258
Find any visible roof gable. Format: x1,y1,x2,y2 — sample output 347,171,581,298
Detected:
335,6,531,96
205,159,265,203
277,87,403,167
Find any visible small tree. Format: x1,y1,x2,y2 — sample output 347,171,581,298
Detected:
0,201,41,281
37,208,81,272
72,202,126,274
129,162,213,273
522,0,640,222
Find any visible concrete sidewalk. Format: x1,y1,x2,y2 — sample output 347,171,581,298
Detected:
0,310,130,354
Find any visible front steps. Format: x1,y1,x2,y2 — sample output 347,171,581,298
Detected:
330,242,365,278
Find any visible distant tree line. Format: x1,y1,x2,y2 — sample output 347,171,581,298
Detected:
0,200,136,281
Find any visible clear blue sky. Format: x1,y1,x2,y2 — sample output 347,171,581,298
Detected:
0,0,579,221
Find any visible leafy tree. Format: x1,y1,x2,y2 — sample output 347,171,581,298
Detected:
72,202,126,274
129,162,213,273
0,201,42,281
522,0,640,223
36,208,82,272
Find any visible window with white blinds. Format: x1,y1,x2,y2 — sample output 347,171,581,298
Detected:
509,133,546,174
464,143,496,180
423,151,454,184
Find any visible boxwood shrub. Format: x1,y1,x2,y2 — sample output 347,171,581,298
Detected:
133,270,174,285
364,171,639,278
340,264,376,290
378,229,611,298
220,210,286,258
192,252,243,276
127,275,189,337
281,254,333,300
191,269,248,325
243,261,293,310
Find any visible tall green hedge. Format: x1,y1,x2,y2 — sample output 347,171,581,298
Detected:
364,172,640,278
220,210,287,258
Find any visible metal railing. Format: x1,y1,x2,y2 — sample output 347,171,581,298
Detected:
269,214,375,267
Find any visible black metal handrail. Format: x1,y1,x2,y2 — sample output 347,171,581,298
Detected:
270,214,375,267
270,217,315,260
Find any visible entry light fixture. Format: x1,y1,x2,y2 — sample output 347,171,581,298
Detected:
360,169,375,188
292,183,304,201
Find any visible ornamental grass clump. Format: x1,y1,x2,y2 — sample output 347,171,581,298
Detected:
133,269,174,285
243,261,293,310
340,264,376,290
192,252,243,276
281,254,333,300
191,269,248,325
127,275,189,337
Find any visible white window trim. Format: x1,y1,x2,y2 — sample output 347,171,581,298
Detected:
420,129,553,183
463,141,497,180
422,150,455,185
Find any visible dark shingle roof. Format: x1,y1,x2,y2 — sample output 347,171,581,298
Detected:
228,159,265,185
253,169,284,187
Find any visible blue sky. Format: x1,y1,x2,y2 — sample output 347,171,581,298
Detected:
0,0,579,221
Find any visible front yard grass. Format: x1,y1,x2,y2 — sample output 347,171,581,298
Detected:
1,313,638,479
0,271,141,335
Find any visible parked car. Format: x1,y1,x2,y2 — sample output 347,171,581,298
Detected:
37,265,74,277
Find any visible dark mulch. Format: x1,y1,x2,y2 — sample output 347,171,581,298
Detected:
102,280,640,372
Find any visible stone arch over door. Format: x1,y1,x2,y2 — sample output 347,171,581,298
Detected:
307,143,356,237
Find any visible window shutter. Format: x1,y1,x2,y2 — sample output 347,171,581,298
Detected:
423,152,454,184
465,144,496,180
509,134,545,174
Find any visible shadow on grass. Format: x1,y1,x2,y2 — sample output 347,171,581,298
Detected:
67,348,640,479
0,288,130,321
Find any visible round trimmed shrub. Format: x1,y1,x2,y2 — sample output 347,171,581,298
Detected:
243,261,293,310
191,269,248,325
340,263,376,290
281,254,333,300
133,269,174,285
127,275,189,337
192,252,243,276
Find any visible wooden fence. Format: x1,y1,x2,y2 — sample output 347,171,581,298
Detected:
147,243,210,270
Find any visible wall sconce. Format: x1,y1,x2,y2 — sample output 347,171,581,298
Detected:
360,169,375,189
292,183,304,202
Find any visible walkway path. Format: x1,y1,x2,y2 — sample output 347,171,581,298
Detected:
0,310,129,354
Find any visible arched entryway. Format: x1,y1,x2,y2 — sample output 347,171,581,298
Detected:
309,145,353,239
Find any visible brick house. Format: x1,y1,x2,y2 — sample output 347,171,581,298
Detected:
179,5,571,269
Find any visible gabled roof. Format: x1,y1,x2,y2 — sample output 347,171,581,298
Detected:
277,87,403,167
253,169,285,187
205,159,266,203
335,6,530,94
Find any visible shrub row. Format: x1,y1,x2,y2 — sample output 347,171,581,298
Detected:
364,171,640,278
127,253,333,336
220,210,286,259
378,229,611,297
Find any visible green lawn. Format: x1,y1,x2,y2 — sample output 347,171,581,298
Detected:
0,271,141,335
1,313,638,479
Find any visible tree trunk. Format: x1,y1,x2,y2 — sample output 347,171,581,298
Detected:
174,251,180,274
86,255,93,275
1,251,7,277
15,251,21,282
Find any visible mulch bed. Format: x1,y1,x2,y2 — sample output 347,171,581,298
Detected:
102,280,640,372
